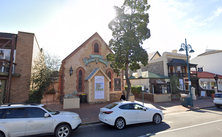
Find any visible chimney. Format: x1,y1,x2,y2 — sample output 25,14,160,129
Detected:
172,50,177,53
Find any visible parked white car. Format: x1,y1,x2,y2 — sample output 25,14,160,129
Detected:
99,101,164,129
213,93,222,108
0,103,81,137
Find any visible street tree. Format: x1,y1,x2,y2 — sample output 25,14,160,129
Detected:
107,0,150,100
28,51,61,103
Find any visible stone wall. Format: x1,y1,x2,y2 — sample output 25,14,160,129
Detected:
141,61,164,75
110,92,122,101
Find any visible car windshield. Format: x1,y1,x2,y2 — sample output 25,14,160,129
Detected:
43,106,60,115
215,94,222,98
105,103,118,109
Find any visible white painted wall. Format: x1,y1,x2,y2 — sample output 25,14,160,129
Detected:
191,52,222,75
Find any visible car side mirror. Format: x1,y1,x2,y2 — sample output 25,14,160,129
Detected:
143,107,147,111
44,113,50,118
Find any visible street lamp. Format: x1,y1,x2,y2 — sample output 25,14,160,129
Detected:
179,38,195,107
214,74,218,92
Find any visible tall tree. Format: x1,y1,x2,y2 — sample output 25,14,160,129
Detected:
107,0,151,100
28,51,61,103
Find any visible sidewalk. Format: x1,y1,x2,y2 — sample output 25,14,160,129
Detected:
44,97,215,124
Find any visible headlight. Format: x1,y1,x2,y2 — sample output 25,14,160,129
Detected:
72,116,80,120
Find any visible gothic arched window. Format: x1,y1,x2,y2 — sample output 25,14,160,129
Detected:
94,43,99,53
78,70,82,90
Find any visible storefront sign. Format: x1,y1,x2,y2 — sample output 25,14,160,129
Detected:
95,76,104,99
83,55,109,66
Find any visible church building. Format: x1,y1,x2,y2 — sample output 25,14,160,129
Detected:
59,32,124,103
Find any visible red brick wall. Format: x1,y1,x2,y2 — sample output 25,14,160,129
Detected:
10,32,36,103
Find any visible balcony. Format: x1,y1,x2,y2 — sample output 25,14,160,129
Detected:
168,73,197,78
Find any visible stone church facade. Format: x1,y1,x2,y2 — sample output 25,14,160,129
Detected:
59,32,124,103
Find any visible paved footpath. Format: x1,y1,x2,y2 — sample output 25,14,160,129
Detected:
44,97,214,124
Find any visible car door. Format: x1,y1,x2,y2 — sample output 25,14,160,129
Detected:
133,103,152,123
25,107,53,136
0,108,26,137
119,104,137,124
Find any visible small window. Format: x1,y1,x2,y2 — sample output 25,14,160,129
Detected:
94,43,99,53
27,107,47,118
5,108,25,119
119,104,134,110
0,109,7,119
105,103,118,109
134,104,144,110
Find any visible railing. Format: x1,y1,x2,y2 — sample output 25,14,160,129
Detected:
168,73,197,78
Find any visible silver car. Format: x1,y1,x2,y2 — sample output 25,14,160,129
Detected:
0,103,81,137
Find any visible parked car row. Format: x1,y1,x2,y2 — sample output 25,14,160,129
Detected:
0,101,164,137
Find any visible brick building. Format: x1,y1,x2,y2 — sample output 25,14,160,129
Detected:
59,32,124,103
0,31,42,103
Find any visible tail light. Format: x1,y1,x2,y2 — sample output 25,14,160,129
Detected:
103,111,113,114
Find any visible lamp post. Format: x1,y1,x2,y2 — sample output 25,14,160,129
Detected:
179,38,194,107
214,74,218,92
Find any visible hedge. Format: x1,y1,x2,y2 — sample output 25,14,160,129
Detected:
124,85,142,94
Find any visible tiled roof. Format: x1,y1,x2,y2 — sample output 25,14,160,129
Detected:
197,50,222,57
191,71,222,78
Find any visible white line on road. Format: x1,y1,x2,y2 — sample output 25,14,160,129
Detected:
156,119,222,135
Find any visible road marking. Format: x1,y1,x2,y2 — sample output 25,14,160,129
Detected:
156,119,222,135
217,127,222,132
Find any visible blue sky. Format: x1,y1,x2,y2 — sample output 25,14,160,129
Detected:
1,0,222,60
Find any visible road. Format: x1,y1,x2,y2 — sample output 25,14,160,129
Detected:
69,107,222,137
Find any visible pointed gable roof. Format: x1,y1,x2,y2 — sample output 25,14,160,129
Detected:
148,51,161,61
85,68,111,81
62,32,113,63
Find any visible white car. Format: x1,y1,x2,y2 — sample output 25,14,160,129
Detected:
99,101,164,129
0,103,81,137
213,93,222,108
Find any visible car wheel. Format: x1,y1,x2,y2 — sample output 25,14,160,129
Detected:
216,104,221,108
0,132,4,137
153,114,162,124
115,117,125,130
55,124,71,137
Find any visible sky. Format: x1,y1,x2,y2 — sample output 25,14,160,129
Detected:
1,0,222,60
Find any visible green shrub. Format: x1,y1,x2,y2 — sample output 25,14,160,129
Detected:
209,90,215,94
125,85,142,94
25,89,43,103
